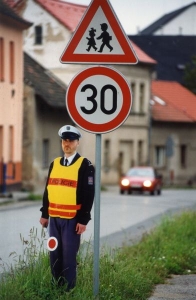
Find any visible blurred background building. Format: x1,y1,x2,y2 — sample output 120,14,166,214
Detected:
1,0,196,191
0,0,32,191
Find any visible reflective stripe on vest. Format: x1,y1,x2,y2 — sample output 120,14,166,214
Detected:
48,156,84,219
49,209,78,218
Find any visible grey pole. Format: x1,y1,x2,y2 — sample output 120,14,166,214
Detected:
93,133,102,297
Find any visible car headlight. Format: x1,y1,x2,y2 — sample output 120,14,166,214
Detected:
143,180,152,187
121,178,130,186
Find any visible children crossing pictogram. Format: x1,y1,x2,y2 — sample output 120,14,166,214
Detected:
86,23,114,53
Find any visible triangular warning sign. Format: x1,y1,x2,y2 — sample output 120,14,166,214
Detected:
60,0,138,65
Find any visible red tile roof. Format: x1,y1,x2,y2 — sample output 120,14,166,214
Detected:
1,0,32,28
35,0,87,32
5,0,16,8
151,81,196,122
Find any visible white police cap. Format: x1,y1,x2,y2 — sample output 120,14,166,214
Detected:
58,125,82,140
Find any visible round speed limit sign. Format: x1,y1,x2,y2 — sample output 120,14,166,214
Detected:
66,66,132,134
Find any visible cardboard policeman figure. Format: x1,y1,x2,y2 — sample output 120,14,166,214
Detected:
40,125,95,292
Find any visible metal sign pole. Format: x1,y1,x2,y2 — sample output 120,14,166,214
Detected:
93,133,102,297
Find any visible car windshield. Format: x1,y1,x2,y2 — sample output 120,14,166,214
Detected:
126,168,154,177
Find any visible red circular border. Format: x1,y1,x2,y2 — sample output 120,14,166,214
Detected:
66,66,132,134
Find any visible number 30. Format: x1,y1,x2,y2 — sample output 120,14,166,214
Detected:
80,84,117,115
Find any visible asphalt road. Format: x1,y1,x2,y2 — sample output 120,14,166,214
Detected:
0,188,196,273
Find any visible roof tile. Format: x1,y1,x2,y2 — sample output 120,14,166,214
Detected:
35,0,87,32
24,52,67,107
151,81,196,122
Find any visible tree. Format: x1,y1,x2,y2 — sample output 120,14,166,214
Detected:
184,55,196,95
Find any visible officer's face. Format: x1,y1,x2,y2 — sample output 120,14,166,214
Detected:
62,139,79,157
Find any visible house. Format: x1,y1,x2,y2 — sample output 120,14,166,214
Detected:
129,35,196,85
150,81,196,185
140,2,196,35
13,0,88,85
129,2,196,186
0,0,32,192
130,2,196,85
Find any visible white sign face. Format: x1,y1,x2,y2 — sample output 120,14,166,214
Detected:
66,66,132,134
75,75,123,123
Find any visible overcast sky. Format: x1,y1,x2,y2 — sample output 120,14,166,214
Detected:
66,0,193,34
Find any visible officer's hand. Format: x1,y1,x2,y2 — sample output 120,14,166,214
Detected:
40,217,49,228
76,223,86,234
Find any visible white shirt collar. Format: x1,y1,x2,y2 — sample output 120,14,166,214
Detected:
64,152,76,166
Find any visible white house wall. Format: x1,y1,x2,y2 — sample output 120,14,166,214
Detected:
22,0,71,77
154,6,196,35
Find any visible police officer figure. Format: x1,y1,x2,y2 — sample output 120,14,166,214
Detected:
40,125,95,292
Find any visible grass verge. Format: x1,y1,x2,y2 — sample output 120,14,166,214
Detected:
0,211,196,299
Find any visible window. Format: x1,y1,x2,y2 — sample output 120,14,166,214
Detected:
9,41,14,83
180,144,187,168
0,38,4,81
138,140,143,165
155,146,165,167
104,139,110,172
9,126,14,161
139,83,145,113
42,139,49,168
35,26,43,45
131,82,135,112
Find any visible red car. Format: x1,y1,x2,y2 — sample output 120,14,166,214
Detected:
120,166,162,195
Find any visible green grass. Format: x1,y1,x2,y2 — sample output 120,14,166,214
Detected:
0,211,196,299
27,193,42,201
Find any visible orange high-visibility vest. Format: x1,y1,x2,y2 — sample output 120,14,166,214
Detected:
48,157,84,219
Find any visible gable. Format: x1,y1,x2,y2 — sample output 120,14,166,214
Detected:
141,2,196,35
6,0,87,32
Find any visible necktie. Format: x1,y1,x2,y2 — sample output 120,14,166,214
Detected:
64,158,68,166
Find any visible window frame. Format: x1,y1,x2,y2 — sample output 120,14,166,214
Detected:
154,146,165,168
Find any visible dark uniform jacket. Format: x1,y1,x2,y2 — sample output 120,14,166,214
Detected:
40,153,95,225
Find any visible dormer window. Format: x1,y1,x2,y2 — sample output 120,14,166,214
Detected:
35,25,42,45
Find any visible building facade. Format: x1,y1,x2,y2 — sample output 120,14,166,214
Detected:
150,81,196,185
0,0,32,192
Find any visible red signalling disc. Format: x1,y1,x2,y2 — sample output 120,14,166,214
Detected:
47,237,58,251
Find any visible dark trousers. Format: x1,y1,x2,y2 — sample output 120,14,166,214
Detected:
49,217,80,290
